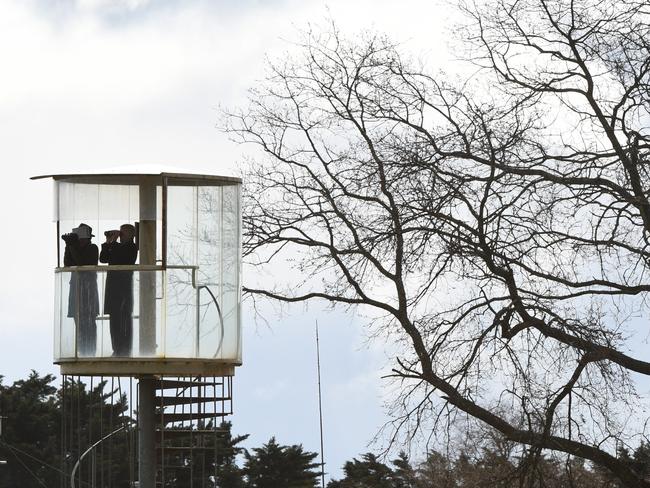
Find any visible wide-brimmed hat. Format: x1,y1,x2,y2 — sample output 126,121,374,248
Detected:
72,223,95,239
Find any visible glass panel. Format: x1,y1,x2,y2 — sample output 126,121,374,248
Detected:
196,185,222,359
198,285,223,358
221,184,241,361
55,269,99,359
96,271,111,357
56,182,142,267
157,188,164,264
53,273,61,359
54,268,160,360
54,263,240,361
167,185,198,267
133,269,162,357
54,272,75,360
164,267,197,358
56,182,139,221
165,182,241,362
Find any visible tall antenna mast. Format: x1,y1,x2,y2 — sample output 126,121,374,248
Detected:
315,321,326,488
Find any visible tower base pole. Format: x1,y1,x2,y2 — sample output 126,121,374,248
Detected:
138,376,156,488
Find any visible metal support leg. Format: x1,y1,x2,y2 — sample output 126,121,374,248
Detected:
138,376,156,488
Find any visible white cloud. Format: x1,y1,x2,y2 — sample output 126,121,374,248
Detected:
76,0,152,11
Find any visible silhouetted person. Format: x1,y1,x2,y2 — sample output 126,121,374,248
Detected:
100,224,138,356
62,223,99,356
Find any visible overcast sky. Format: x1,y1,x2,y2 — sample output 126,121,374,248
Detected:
0,0,455,481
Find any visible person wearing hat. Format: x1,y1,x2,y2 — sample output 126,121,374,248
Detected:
100,223,138,357
62,223,99,356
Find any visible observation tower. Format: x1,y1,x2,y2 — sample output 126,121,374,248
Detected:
32,167,242,488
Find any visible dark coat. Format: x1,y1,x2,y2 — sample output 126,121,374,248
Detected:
100,241,138,313
64,241,99,318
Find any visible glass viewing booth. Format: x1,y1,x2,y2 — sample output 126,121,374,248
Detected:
32,169,242,376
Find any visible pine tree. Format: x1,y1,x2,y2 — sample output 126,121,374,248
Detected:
0,372,60,488
327,453,396,488
243,437,320,488
214,421,248,488
391,452,417,488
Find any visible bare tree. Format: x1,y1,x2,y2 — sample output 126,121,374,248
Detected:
224,1,650,485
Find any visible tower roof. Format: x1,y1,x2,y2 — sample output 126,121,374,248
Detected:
31,164,241,183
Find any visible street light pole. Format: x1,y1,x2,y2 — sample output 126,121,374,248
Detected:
0,416,7,465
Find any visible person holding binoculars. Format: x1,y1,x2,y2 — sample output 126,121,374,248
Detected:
62,223,99,357
100,224,138,357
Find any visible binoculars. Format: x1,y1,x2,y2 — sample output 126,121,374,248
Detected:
61,233,79,243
